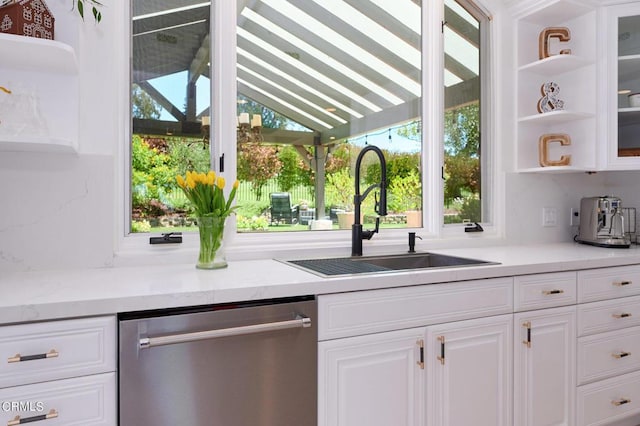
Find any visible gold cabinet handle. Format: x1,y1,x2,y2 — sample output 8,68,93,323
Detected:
7,349,58,363
611,398,631,407
542,289,564,295
612,313,632,319
613,280,632,287
612,351,631,359
522,321,532,348
437,336,445,365
416,339,424,370
7,409,58,426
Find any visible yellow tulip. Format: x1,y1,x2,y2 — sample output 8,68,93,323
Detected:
233,180,239,189
216,176,225,189
206,170,215,186
186,175,196,189
176,175,185,188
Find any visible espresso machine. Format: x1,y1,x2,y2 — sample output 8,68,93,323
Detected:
576,196,631,248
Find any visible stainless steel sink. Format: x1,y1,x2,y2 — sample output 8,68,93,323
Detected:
282,252,498,277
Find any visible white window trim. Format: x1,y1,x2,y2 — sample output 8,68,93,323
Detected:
114,0,505,266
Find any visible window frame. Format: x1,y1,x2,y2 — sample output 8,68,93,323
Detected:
116,0,502,260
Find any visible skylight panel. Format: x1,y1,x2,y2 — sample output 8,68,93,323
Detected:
238,63,348,125
237,47,364,118
257,0,421,97
369,0,421,34
133,2,209,21
444,70,463,87
240,9,404,106
311,0,421,69
133,19,207,37
237,27,382,112
444,26,479,76
445,0,479,29
238,78,334,129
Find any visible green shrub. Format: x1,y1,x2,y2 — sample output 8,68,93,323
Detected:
237,215,270,231
388,169,421,212
131,220,151,233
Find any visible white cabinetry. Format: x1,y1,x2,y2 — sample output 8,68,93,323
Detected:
602,3,640,169
514,306,576,426
318,327,425,426
511,0,597,172
0,316,116,426
318,277,513,426
426,315,512,426
513,271,577,426
576,266,640,425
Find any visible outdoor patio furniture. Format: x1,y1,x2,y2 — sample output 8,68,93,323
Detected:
270,192,298,225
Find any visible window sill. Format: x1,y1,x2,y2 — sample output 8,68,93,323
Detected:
113,224,504,268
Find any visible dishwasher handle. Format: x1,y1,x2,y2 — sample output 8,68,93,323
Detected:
139,314,311,349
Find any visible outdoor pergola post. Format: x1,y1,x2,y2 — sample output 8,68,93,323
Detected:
313,136,326,221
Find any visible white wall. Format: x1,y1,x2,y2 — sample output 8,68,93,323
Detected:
0,0,123,272
1,0,638,272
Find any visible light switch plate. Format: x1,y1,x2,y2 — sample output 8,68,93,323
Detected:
542,207,558,227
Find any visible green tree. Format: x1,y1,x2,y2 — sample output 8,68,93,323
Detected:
364,150,420,186
396,120,421,142
132,84,162,119
168,138,210,177
277,146,312,193
237,144,282,200
444,103,480,157
325,168,354,211
443,102,481,205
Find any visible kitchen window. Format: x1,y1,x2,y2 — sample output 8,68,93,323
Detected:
127,0,493,242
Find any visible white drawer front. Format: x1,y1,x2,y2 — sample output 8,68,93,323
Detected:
0,372,115,426
318,277,513,340
0,316,116,388
577,325,640,385
577,370,640,426
514,271,577,311
578,265,640,303
578,295,640,337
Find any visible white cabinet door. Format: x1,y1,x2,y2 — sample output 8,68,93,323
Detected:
514,306,577,426
318,327,425,426
603,3,640,170
426,314,512,426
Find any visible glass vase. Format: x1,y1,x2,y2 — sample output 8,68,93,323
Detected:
196,216,227,269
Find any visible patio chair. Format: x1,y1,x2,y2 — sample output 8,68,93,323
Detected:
270,192,298,225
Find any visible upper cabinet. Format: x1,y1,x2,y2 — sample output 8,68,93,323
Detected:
512,0,598,173
0,2,79,154
602,3,640,170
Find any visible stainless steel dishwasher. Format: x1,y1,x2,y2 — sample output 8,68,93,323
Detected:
118,296,317,426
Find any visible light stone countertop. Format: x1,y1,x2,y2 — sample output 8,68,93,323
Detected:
2,242,640,325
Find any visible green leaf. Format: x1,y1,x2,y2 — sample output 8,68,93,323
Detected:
77,0,84,19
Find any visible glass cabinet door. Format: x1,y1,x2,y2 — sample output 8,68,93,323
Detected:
617,14,640,158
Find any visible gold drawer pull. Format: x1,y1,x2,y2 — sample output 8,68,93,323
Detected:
7,349,58,363
542,289,564,295
7,409,58,425
613,280,632,287
612,313,632,319
611,398,631,407
612,351,631,359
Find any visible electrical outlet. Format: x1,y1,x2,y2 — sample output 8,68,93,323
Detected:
570,208,580,227
542,207,558,227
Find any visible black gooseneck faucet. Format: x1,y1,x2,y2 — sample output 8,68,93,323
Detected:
352,145,387,256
